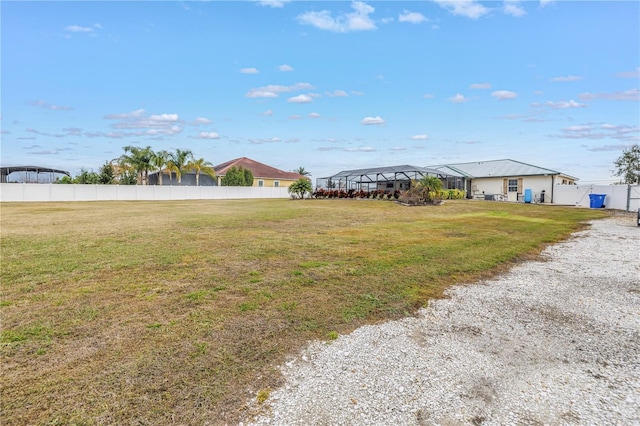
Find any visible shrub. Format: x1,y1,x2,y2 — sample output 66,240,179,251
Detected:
442,189,467,200
288,178,313,199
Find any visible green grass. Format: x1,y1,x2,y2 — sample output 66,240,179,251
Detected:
0,199,605,425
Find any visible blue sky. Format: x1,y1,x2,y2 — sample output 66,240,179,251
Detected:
2,0,638,183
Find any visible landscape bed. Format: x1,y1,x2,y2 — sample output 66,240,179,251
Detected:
0,199,606,425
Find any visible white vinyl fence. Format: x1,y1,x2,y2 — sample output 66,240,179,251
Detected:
553,184,640,212
0,183,291,202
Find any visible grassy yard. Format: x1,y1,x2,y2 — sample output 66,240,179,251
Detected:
0,199,605,425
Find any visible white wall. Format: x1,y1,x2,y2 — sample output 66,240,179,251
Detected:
553,184,640,211
472,176,553,201
0,183,291,202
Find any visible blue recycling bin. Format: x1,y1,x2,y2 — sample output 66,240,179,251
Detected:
524,189,532,203
589,194,606,208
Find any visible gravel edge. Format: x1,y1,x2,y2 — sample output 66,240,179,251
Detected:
244,217,640,426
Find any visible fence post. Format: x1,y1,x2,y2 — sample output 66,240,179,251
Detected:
627,185,631,212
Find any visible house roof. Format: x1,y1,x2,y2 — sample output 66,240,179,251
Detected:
213,157,303,180
324,164,447,179
430,159,576,180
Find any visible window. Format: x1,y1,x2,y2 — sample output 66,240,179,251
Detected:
274,181,279,187
258,180,264,187
507,179,518,192
386,182,394,189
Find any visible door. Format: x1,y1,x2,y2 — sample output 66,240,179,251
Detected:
504,178,522,202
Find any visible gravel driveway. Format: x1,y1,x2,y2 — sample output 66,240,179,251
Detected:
246,217,639,426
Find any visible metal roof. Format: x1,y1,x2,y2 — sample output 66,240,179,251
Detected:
323,165,448,179
429,159,565,178
1,166,71,176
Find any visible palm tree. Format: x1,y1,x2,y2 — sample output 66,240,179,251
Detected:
172,149,193,184
185,157,216,186
417,175,443,202
151,150,171,186
295,166,311,177
119,145,155,185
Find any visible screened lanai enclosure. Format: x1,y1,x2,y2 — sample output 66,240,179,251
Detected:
316,165,464,192
1,166,71,183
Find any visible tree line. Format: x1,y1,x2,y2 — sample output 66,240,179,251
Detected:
58,146,217,186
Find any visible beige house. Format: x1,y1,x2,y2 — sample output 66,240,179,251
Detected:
432,159,577,203
213,157,304,188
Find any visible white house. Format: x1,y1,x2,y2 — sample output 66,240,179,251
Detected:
431,159,577,203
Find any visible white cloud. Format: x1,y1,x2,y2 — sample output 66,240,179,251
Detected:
289,115,302,120
28,100,73,111
104,109,145,119
240,67,259,74
503,1,526,17
433,0,489,19
565,125,593,132
399,10,427,24
469,83,491,90
449,93,469,103
250,137,282,144
148,113,179,122
104,109,183,136
361,116,385,125
246,82,314,98
308,112,321,118
30,149,60,155
551,75,582,82
491,90,518,100
246,90,279,98
197,132,220,139
255,0,291,7
65,25,95,33
555,123,639,142
344,146,376,152
422,93,435,99
616,67,640,78
279,64,294,72
546,100,586,109
579,89,639,102
326,90,348,97
297,1,377,33
540,0,554,7
410,134,428,140
288,94,313,103
351,90,365,96
262,110,274,116
193,117,212,125
390,146,407,151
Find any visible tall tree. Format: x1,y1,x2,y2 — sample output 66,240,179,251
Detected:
613,144,640,184
172,149,194,184
185,157,216,186
151,150,171,186
221,166,253,186
98,161,115,184
295,166,311,177
243,168,254,186
119,145,154,185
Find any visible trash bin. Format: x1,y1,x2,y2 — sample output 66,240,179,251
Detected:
588,194,606,208
524,189,532,203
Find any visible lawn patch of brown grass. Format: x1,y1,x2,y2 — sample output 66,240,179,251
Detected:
0,199,605,424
